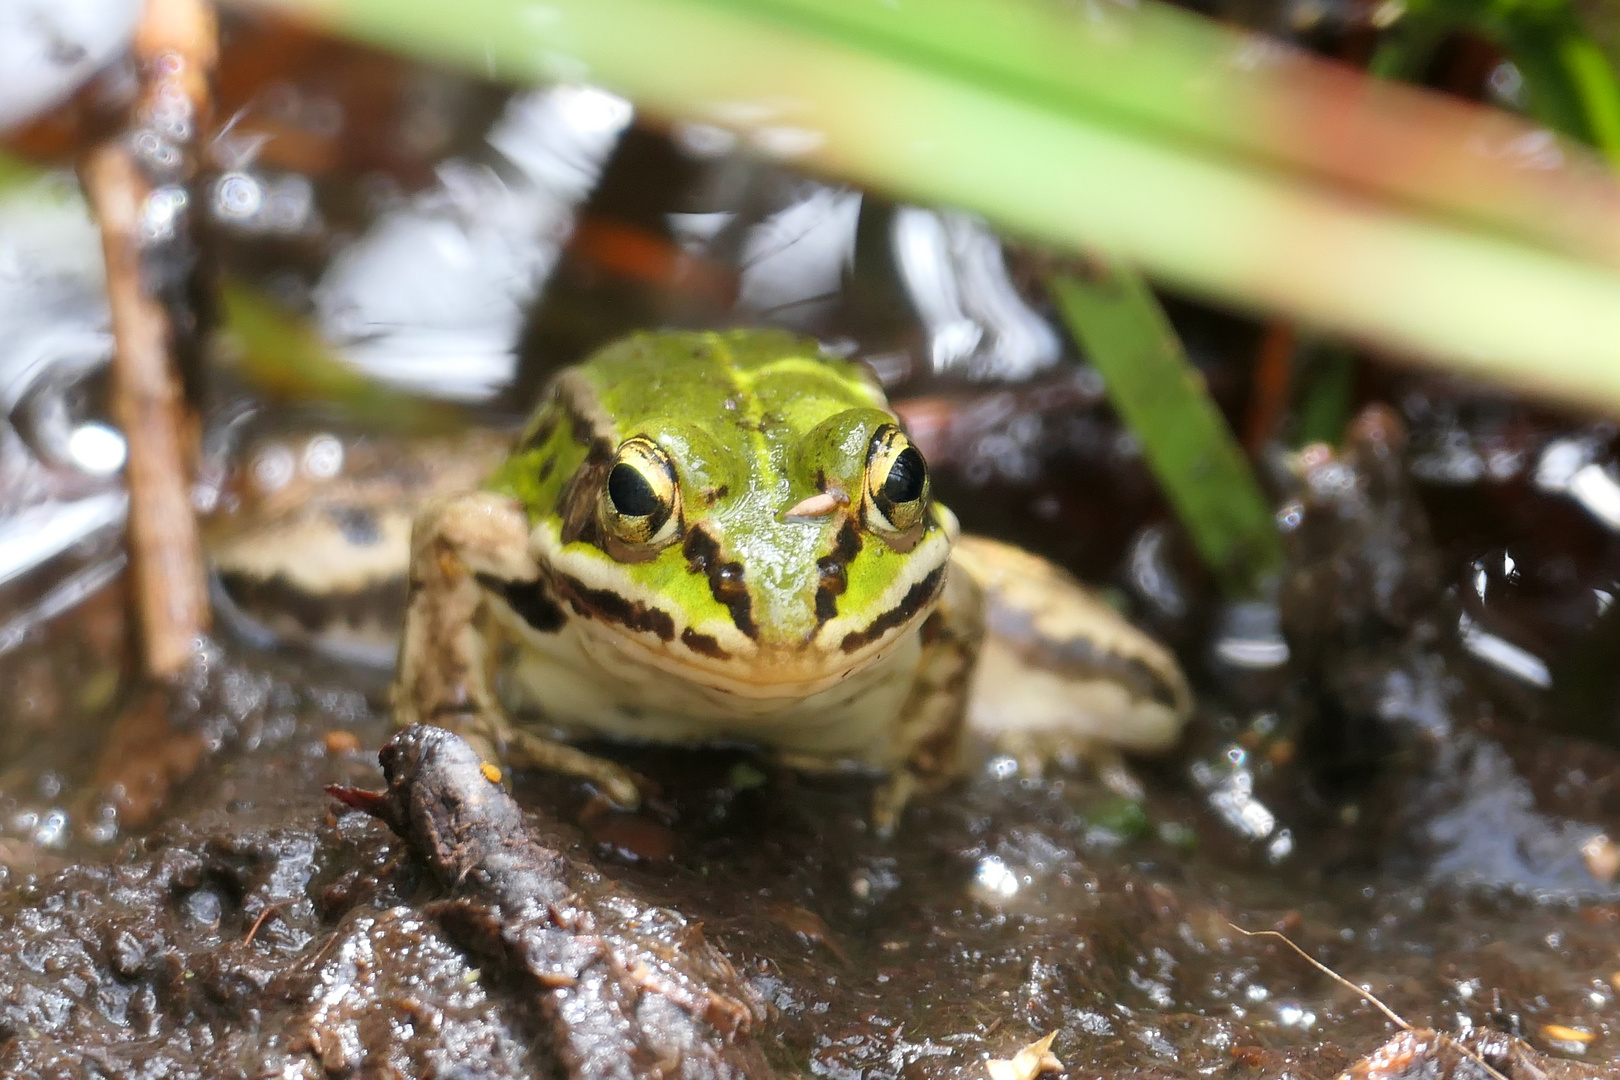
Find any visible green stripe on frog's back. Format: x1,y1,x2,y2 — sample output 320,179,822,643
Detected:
495,328,888,523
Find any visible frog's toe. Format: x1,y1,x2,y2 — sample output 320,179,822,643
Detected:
870,770,924,839
592,766,647,810
503,728,648,809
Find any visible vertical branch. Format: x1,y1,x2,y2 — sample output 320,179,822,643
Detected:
134,0,218,119
1243,322,1297,454
81,0,219,679
83,145,211,678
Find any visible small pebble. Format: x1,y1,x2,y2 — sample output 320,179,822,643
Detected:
323,731,361,756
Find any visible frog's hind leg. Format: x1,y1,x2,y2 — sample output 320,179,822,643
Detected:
392,491,644,807
949,534,1192,778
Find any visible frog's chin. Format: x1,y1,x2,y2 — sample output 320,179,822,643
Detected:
579,616,924,701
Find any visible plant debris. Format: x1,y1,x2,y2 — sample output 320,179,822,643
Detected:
330,724,774,1078
986,1031,1063,1080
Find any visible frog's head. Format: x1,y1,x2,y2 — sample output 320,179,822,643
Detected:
491,330,956,698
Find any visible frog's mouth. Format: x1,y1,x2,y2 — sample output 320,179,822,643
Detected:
551,563,948,701
529,533,952,701
585,621,918,700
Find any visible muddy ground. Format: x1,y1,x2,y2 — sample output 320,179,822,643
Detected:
2,414,1620,1078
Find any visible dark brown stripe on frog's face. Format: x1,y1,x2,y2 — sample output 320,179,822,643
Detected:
555,371,617,454
838,565,946,653
516,410,558,453
682,525,757,639
477,573,565,634
549,373,628,548
813,519,862,627
554,572,676,641
680,627,728,658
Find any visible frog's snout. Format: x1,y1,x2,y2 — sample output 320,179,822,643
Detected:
781,489,848,520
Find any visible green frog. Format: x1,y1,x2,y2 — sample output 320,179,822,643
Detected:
387,329,1191,831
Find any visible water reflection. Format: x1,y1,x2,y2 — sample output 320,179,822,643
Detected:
0,180,128,647
1535,435,1620,531
312,85,631,401
0,0,140,130
891,208,1060,380
735,185,860,328
1190,744,1293,863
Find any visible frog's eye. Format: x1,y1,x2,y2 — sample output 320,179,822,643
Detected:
599,437,681,552
863,424,930,541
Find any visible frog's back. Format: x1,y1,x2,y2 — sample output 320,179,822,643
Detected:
565,329,889,443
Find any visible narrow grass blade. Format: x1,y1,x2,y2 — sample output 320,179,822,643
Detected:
1050,268,1282,594
725,0,1620,272
1292,342,1357,448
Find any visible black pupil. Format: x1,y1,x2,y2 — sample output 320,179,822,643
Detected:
608,462,661,517
882,446,926,504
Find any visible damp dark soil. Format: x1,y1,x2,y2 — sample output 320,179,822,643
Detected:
7,359,1620,1078
4,548,1620,1078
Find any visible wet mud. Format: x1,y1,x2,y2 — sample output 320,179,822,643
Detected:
4,519,1620,1077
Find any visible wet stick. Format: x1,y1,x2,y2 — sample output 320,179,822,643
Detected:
81,0,218,678
83,144,210,677
134,0,218,117
330,725,776,1076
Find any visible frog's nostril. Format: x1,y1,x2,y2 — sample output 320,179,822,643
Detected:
783,492,841,519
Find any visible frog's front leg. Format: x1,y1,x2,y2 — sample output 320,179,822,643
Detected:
951,534,1192,777
870,560,986,835
392,491,644,806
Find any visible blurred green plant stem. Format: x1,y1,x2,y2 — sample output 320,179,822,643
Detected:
1051,267,1283,594
237,0,1620,414
1374,0,1620,167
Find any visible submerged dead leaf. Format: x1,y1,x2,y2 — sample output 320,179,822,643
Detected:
986,1031,1063,1080
1540,1023,1595,1047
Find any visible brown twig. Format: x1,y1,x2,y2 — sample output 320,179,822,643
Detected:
332,725,775,1075
1243,321,1297,454
134,0,218,120
1228,924,1509,1080
81,0,218,678
83,144,210,678
243,901,285,946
